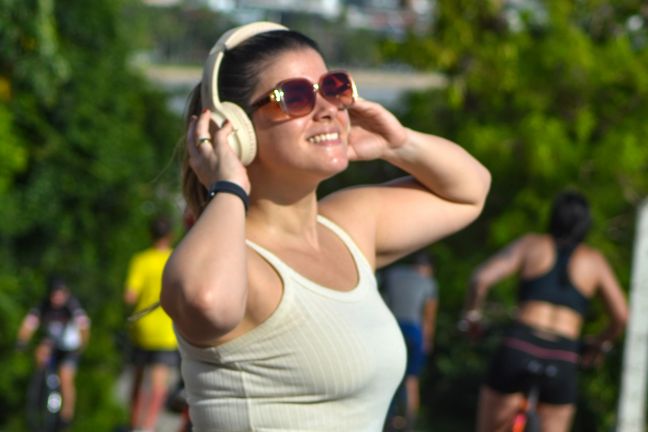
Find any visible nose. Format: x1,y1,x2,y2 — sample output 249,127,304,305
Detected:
312,90,338,120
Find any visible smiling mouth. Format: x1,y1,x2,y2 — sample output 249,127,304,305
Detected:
307,132,340,144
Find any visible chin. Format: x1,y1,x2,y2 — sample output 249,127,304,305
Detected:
326,154,349,173
309,156,348,182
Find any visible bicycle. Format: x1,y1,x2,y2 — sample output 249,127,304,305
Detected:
25,343,62,432
510,360,558,432
457,312,569,432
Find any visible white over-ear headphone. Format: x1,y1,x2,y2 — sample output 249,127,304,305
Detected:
201,21,289,166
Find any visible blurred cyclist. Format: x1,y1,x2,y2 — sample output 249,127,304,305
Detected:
461,191,627,432
16,275,91,430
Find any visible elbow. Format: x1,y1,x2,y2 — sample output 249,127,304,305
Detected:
473,166,492,212
459,167,491,226
615,309,629,334
161,275,247,342
188,286,247,332
606,308,629,341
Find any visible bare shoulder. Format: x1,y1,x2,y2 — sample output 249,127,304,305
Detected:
318,187,379,244
570,244,615,291
513,232,546,252
520,232,545,244
319,187,388,268
319,184,379,215
318,176,424,224
573,243,606,264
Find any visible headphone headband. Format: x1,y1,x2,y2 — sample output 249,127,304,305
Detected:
199,21,290,166
201,21,289,113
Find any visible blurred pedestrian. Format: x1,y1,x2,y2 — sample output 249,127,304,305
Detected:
382,251,439,430
124,215,178,432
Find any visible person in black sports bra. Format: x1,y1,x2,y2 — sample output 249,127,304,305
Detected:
461,191,628,432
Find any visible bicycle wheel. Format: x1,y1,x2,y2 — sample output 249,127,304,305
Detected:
25,367,61,432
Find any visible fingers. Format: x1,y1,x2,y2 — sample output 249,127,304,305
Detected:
215,121,236,156
348,96,379,115
185,109,245,188
193,109,214,148
190,110,235,153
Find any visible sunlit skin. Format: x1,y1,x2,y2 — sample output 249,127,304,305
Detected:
250,49,352,189
158,27,492,429
163,42,491,351
464,233,628,432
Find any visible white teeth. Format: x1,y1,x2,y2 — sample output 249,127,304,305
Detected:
307,132,339,143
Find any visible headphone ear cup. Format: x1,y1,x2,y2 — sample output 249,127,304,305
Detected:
217,102,257,166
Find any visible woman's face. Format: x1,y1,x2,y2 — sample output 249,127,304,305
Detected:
250,48,351,180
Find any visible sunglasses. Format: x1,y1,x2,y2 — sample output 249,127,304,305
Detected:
249,70,357,120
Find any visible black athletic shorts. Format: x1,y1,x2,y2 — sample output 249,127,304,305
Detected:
485,322,580,405
131,347,180,367
53,349,81,368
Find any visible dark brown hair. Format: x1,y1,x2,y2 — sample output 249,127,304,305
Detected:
182,30,321,217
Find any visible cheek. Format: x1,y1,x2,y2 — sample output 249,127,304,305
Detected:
254,121,304,160
255,114,308,144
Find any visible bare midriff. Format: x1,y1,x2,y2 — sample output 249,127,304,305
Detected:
515,300,583,340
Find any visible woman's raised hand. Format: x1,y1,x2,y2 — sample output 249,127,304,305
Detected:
346,98,409,162
188,109,251,192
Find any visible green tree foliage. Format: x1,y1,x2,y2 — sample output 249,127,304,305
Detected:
382,1,648,430
0,0,181,429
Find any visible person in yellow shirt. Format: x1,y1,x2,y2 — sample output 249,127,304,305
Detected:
124,216,177,432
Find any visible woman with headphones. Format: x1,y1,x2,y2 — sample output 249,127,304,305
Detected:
161,21,491,431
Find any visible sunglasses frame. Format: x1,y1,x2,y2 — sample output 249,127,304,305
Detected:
249,70,357,120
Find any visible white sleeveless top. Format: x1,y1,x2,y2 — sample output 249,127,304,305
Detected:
176,215,406,432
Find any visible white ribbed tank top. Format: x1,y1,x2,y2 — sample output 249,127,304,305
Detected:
176,215,406,432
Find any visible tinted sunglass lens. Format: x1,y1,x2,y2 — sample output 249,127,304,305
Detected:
281,79,316,117
321,73,354,107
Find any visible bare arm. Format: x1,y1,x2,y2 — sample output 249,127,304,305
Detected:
591,252,628,346
462,235,530,317
580,252,628,367
161,111,251,346
17,313,39,347
321,99,491,267
123,289,137,306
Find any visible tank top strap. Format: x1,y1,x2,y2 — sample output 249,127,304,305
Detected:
245,240,293,281
555,242,577,288
316,215,374,279
555,245,572,267
245,216,375,297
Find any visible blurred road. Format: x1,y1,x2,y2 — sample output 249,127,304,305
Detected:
143,64,445,113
